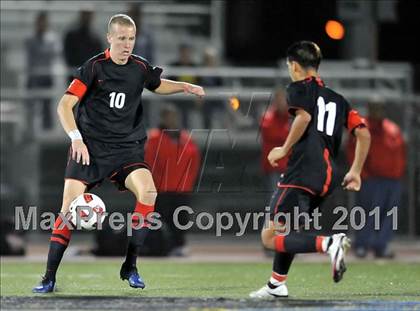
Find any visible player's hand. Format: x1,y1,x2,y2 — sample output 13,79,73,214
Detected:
71,139,90,166
183,83,205,98
268,146,288,167
342,171,361,191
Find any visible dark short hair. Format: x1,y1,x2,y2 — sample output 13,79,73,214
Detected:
286,41,322,70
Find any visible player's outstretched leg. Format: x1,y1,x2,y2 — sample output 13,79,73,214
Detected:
250,220,351,298
33,179,85,293
327,233,351,283
120,168,157,289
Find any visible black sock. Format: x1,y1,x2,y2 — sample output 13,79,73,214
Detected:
44,241,68,281
268,252,294,286
124,227,150,268
273,252,295,275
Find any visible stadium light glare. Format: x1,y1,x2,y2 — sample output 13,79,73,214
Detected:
325,20,345,40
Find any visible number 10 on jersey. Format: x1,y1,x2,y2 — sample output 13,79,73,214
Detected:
317,96,336,136
109,92,126,109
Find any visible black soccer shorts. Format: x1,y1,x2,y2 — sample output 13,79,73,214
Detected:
64,137,150,191
269,185,324,229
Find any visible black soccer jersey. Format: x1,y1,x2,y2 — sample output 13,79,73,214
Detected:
66,48,162,143
281,76,365,196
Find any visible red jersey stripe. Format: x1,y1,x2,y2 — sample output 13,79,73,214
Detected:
277,183,316,195
321,149,332,196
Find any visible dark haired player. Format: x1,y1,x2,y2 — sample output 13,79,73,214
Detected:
33,14,205,293
250,41,371,298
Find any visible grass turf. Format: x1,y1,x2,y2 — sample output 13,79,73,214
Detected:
1,261,419,300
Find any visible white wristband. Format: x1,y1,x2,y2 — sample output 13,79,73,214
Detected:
68,129,83,141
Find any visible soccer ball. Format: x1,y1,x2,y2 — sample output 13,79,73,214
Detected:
68,193,106,230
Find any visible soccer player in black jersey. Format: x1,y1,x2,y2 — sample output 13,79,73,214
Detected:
33,14,205,293
250,41,371,298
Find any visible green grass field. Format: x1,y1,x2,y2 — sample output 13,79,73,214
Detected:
1,261,420,301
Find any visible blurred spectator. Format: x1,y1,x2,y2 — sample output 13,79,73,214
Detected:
145,105,201,256
347,99,406,259
63,10,103,83
25,11,60,130
168,43,199,128
198,47,226,128
127,3,155,62
0,218,25,256
260,87,290,190
169,43,198,83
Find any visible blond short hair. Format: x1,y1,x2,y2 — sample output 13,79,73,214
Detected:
108,14,136,33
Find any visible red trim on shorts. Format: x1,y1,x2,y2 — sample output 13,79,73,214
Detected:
66,79,87,99
123,162,150,170
277,183,316,195
271,272,287,282
321,149,332,196
274,188,288,215
109,162,150,179
316,235,325,253
275,235,286,252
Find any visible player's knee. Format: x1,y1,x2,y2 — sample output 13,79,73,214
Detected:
261,229,275,250
136,184,157,204
61,194,79,213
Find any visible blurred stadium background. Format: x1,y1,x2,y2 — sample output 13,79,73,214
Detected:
1,1,420,308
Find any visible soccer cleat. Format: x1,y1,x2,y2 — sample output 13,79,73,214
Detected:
120,264,145,289
327,233,351,283
32,277,55,293
249,283,288,298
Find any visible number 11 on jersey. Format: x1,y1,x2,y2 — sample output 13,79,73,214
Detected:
317,96,336,136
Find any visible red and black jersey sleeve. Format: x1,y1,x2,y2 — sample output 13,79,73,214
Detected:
132,55,163,91
344,99,367,134
66,60,95,100
286,82,314,116
145,65,163,91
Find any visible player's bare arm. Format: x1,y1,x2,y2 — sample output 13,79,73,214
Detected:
342,126,370,191
268,108,311,167
57,94,90,166
153,78,205,97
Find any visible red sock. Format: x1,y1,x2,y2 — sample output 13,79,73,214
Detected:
275,233,326,253
132,201,155,228
50,215,72,246
275,235,286,252
125,202,155,267
45,215,72,281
